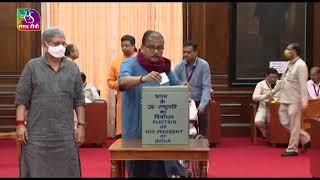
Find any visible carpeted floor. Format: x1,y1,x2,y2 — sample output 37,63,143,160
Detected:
0,137,311,177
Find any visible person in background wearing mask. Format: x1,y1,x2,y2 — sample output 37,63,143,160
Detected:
268,43,310,156
307,66,320,99
252,68,280,139
15,27,85,177
107,35,137,139
65,44,80,61
174,40,213,137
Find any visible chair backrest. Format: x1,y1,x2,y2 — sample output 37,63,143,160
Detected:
301,99,320,130
244,102,259,123
303,99,320,118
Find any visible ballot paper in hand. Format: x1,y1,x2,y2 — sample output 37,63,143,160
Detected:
160,72,169,85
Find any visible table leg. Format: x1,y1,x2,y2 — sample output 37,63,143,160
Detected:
199,161,208,178
111,160,125,177
120,160,125,177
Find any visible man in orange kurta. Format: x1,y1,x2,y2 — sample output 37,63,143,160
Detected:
107,35,137,137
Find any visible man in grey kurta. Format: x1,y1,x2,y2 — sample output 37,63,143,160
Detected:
15,28,86,177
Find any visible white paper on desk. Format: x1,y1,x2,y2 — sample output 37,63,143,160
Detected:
160,72,169,85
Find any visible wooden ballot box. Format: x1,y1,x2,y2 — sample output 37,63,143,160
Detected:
141,86,189,145
82,102,108,146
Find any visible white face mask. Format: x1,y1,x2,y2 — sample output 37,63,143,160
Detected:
46,43,66,58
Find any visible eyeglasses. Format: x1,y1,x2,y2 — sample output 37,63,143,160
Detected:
144,44,164,52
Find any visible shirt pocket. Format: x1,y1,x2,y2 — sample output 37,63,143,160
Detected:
286,71,298,83
58,77,74,94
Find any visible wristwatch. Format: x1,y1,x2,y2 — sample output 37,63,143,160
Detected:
77,122,86,128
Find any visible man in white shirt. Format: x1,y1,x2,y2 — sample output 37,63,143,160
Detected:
307,66,320,99
269,43,310,156
74,72,100,129
80,72,100,103
252,68,279,139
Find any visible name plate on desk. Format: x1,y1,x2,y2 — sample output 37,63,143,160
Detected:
142,86,189,145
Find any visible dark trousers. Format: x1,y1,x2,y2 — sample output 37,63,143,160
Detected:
195,101,208,137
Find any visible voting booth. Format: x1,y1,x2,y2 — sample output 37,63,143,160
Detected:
142,86,189,145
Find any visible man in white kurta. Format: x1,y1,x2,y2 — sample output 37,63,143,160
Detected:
307,66,320,99
270,43,310,156
252,68,279,138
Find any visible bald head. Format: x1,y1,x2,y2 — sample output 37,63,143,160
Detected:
310,66,320,84
142,30,164,46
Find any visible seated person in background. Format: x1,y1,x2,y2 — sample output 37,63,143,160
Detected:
252,68,279,138
65,44,80,61
307,66,320,99
80,72,100,103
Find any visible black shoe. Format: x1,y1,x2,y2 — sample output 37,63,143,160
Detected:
115,134,122,139
281,151,299,157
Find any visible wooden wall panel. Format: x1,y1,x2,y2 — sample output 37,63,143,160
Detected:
313,3,320,66
0,2,41,132
205,3,229,75
0,3,19,74
184,3,207,58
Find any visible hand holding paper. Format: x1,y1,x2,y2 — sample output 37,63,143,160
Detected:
160,72,169,85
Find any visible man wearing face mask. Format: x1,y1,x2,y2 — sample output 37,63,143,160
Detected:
252,68,279,139
268,43,310,156
15,27,85,177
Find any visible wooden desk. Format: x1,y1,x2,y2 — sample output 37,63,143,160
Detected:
266,101,320,146
266,102,290,146
83,102,108,146
303,99,320,131
310,119,320,178
108,138,210,178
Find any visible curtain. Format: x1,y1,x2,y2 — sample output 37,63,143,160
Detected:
41,2,183,137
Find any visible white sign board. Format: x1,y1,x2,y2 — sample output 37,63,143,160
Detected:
269,61,288,74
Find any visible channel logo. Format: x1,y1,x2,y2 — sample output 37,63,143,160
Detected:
17,9,41,31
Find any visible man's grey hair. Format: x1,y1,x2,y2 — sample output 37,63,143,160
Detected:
41,27,65,42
